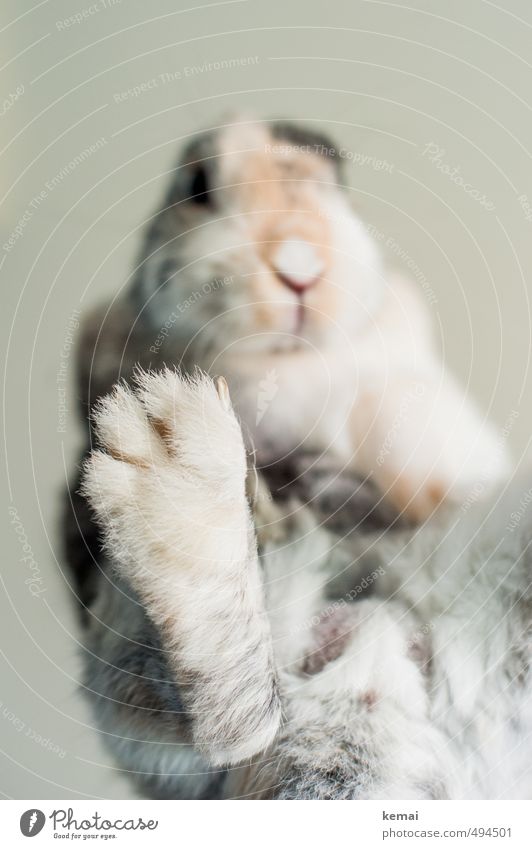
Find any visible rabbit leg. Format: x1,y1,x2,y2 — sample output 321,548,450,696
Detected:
350,367,509,522
231,597,451,799
82,368,281,766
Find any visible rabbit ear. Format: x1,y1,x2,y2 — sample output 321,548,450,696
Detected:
165,118,265,207
218,109,258,130
218,116,269,152
176,114,261,172
179,127,218,167
164,130,218,207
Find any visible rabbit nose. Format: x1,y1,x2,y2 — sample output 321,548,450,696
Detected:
273,239,324,292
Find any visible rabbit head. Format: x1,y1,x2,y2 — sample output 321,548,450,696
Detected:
131,119,384,368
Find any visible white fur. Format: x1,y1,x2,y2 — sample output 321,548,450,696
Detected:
82,370,532,798
75,121,520,798
83,370,281,766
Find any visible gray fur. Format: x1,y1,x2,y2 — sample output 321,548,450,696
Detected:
76,369,532,799
62,119,529,799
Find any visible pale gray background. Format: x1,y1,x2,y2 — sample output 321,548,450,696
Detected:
2,0,532,799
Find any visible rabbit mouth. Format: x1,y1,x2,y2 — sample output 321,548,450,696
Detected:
270,300,309,350
293,300,306,335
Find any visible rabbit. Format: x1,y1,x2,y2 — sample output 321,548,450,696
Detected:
75,117,508,525
62,118,516,798
80,368,532,799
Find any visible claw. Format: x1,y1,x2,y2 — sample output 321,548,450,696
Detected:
214,375,231,411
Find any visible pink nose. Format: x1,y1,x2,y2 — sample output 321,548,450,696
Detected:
273,239,324,293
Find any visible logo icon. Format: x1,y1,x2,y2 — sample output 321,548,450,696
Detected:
20,810,45,837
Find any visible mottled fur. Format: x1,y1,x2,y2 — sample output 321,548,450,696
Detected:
63,119,526,799
80,369,532,799
76,118,507,522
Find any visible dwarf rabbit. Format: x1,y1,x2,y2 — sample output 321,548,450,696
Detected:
75,118,507,524
80,368,532,799
63,119,516,798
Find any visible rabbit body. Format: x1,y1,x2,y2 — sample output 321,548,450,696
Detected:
80,369,532,800
65,120,525,799
78,119,507,521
